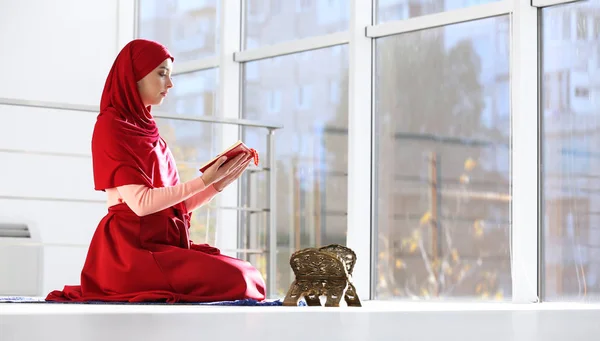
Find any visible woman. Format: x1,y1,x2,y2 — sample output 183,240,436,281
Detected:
45,39,266,303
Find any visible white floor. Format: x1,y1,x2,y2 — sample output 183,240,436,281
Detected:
2,301,600,341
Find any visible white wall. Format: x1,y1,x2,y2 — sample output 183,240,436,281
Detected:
0,0,134,295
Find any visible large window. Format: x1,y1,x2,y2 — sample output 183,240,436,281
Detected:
542,0,600,301
133,0,600,303
240,46,349,296
374,16,511,299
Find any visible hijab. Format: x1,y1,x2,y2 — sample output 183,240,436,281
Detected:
91,39,180,198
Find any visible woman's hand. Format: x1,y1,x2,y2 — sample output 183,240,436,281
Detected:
200,153,248,187
213,154,253,192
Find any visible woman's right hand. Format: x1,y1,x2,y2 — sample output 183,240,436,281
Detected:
200,153,248,186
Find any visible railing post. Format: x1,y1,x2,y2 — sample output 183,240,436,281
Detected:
266,128,277,298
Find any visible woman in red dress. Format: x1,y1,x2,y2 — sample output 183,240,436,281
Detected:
45,39,266,303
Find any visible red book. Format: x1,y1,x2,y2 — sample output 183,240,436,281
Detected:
199,140,259,173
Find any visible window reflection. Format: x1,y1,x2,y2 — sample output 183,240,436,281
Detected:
374,16,511,300
138,0,219,61
240,46,349,296
244,0,349,48
376,0,501,24
542,0,600,301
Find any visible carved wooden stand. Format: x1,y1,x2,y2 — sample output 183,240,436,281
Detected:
282,244,361,307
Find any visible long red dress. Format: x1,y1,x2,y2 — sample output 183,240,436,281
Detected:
45,39,266,303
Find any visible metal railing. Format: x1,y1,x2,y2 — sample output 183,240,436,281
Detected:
0,97,283,297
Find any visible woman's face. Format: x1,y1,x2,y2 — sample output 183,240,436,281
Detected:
137,58,174,107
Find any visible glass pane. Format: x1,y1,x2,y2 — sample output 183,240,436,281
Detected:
244,0,349,48
240,46,349,296
374,16,511,300
161,69,218,117
542,0,600,301
138,0,219,61
376,0,501,24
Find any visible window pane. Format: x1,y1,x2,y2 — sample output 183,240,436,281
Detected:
542,0,600,301
374,16,511,300
240,46,349,296
376,0,501,24
138,1,219,61
244,0,349,48
161,69,218,117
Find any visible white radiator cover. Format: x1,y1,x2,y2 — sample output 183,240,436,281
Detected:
0,223,43,296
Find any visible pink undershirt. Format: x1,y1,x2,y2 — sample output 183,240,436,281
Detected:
105,176,220,217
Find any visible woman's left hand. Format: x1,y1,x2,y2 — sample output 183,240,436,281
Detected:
213,154,253,192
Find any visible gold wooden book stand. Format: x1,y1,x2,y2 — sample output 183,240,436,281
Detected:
282,244,361,307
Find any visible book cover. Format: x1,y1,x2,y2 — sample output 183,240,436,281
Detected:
199,140,259,173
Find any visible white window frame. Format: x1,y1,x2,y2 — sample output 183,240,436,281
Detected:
347,0,373,301
532,0,583,8
511,0,540,304
214,0,242,259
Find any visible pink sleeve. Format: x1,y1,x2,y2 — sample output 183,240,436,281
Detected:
116,177,208,217
184,185,220,212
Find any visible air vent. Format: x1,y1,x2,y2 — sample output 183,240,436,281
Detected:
0,223,31,238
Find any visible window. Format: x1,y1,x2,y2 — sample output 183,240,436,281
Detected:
543,71,570,113
246,38,259,50
130,0,600,307
138,0,219,61
267,90,282,113
542,2,600,301
497,18,510,58
245,62,259,81
329,80,340,104
376,0,501,24
373,16,511,300
241,46,349,296
563,11,572,40
577,12,588,40
331,45,342,56
244,0,348,47
575,87,590,99
295,0,312,12
296,84,312,110
496,80,510,120
161,69,218,117
560,136,591,174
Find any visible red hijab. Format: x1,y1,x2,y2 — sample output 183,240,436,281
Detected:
91,39,179,200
